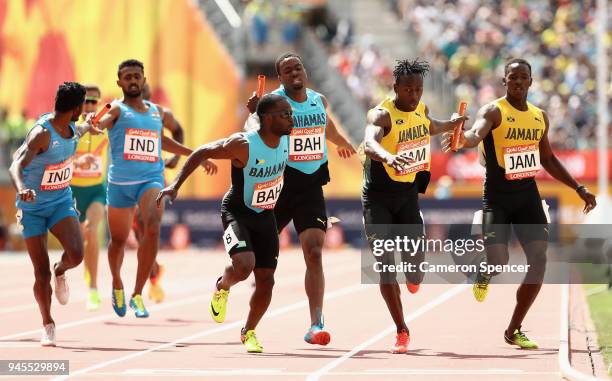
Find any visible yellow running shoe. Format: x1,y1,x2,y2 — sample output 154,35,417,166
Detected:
209,284,230,323
504,327,538,349
241,329,263,353
129,294,149,318
112,289,126,317
473,271,491,302
86,288,101,311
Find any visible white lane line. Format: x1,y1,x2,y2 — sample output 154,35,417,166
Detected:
0,293,207,342
51,283,368,381
0,278,208,315
0,288,33,299
0,257,356,341
0,342,43,348
89,369,559,377
124,368,284,375
559,283,602,381
306,284,468,381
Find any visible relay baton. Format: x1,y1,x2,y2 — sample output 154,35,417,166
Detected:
92,103,112,124
450,101,467,152
256,75,266,97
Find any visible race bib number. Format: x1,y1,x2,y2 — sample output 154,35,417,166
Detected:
222,224,240,253
73,153,103,178
395,137,430,175
289,127,324,162
251,176,283,210
503,144,540,180
124,128,159,162
41,158,73,191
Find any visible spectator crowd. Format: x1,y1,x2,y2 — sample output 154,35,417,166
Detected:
327,0,610,150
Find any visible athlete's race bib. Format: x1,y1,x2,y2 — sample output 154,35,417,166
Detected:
124,128,159,162
289,127,324,162
41,158,74,191
222,224,241,253
503,144,540,180
251,176,283,210
395,137,430,175
73,153,103,178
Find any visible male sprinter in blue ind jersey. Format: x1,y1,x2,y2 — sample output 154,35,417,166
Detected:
10,82,97,346
134,82,189,304
158,94,292,353
93,59,216,318
246,53,356,345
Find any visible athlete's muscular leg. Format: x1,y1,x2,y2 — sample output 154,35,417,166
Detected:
133,206,161,279
107,206,135,290
483,243,510,276
244,268,275,331
51,216,85,275
218,252,256,290
380,283,409,333
364,200,408,332
482,207,511,276
299,228,325,325
379,253,409,333
25,234,53,326
506,240,547,335
133,187,163,297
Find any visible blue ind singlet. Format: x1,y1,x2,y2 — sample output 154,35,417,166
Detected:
225,130,288,213
16,113,78,211
107,100,164,184
272,85,327,174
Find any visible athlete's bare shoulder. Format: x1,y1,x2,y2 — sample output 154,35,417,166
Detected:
478,101,502,128
27,124,52,151
367,107,392,130
223,132,249,149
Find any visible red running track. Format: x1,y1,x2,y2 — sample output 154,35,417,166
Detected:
0,249,584,380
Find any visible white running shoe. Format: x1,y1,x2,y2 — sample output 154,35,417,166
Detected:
40,323,56,347
53,263,69,305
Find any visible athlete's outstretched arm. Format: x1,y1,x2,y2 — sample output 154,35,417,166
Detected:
160,134,194,156
154,104,217,174
158,105,191,156
157,133,248,206
539,112,596,213
161,107,185,169
75,117,96,137
90,104,121,131
321,96,356,158
9,126,50,202
363,108,412,171
442,103,499,150
425,106,468,136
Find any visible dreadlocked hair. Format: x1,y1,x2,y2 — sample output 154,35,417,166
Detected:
393,58,430,83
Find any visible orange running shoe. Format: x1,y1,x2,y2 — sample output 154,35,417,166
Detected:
406,282,420,294
148,264,165,303
392,329,410,354
304,323,331,346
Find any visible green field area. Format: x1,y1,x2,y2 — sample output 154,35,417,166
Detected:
585,284,612,375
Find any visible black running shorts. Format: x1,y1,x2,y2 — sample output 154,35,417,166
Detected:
362,188,425,284
482,183,549,245
221,208,280,269
274,183,328,234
